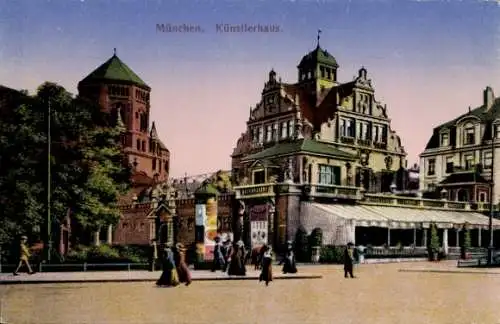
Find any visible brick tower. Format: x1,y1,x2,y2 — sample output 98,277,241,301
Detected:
77,49,170,182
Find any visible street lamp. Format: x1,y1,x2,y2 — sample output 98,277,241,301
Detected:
488,135,495,265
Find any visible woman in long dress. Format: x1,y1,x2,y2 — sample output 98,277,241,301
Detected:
228,241,246,276
175,243,192,286
282,241,298,274
156,245,180,287
259,245,273,286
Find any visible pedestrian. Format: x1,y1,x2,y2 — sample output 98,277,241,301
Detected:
13,236,34,276
174,243,192,286
148,239,158,272
211,236,226,272
222,240,232,272
228,241,246,276
259,245,273,286
156,244,180,287
281,241,297,274
343,242,355,279
356,244,365,264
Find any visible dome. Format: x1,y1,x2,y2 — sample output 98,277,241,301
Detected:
298,46,338,68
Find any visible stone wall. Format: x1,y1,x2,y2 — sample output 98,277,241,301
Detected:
113,204,153,245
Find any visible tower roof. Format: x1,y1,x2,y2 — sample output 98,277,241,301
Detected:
298,45,339,68
79,50,149,89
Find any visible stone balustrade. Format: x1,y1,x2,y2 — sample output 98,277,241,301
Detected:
234,183,275,199
233,182,497,212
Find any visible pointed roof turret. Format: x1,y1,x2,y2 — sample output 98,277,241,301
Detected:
79,49,150,89
150,121,159,139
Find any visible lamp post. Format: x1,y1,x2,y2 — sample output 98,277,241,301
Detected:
46,99,53,264
488,136,495,265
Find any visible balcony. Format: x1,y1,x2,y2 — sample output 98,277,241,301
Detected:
361,194,493,212
235,183,275,199
340,136,355,145
373,142,387,150
304,184,363,200
357,139,372,147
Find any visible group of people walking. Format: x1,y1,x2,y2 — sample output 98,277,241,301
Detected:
156,243,192,287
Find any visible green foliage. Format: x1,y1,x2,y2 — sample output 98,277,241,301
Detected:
319,245,344,264
463,228,472,250
429,223,440,253
309,228,323,247
294,226,309,262
0,82,131,247
65,244,146,263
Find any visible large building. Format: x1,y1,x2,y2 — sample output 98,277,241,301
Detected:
78,49,170,183
231,41,408,193
419,86,499,204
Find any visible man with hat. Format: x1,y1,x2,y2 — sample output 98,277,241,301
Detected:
343,242,356,278
13,236,34,276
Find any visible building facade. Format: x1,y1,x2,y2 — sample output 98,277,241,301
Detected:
78,49,170,182
419,87,499,203
231,42,408,193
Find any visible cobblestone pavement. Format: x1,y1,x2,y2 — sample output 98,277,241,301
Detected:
1,262,499,324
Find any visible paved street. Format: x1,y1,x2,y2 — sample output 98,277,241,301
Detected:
1,262,499,324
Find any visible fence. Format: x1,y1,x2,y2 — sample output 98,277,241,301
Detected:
0,262,150,273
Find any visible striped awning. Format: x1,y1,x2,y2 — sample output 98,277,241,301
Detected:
307,203,500,229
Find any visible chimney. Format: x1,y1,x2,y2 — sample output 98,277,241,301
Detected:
484,86,495,110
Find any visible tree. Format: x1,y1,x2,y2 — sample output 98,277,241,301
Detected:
0,82,131,249
429,223,440,260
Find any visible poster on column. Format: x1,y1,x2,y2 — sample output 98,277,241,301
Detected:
250,204,268,249
204,197,218,260
195,204,206,226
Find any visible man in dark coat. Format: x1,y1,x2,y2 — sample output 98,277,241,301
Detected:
343,242,355,278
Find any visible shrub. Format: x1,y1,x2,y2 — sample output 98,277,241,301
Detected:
319,245,344,264
309,228,323,247
294,226,309,262
65,244,147,263
429,223,440,254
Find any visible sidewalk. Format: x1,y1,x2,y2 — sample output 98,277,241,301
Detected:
0,268,322,285
398,260,500,275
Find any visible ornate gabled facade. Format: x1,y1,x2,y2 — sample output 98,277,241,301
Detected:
78,49,170,183
231,42,407,193
420,86,500,203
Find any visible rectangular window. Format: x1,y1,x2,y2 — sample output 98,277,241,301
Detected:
272,123,278,141
373,125,381,142
465,127,475,145
318,164,341,185
258,127,263,143
464,155,474,170
427,159,436,176
253,170,265,184
152,158,156,171
288,120,294,138
340,119,346,137
266,125,272,142
445,156,454,173
281,122,287,138
494,125,500,139
441,133,449,146
483,151,492,169
357,122,369,140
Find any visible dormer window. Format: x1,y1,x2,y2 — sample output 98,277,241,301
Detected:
464,126,475,145
440,133,449,146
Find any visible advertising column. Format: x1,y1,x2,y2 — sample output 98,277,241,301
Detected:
204,197,218,260
195,204,207,262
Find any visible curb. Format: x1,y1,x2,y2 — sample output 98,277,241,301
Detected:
399,269,500,275
0,274,322,285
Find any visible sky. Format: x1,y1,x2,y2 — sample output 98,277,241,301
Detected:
1,0,499,177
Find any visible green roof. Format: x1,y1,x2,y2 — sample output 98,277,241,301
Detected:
298,45,339,68
194,182,219,196
243,138,355,161
79,53,149,88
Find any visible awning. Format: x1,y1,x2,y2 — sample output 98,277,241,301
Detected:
306,203,500,229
